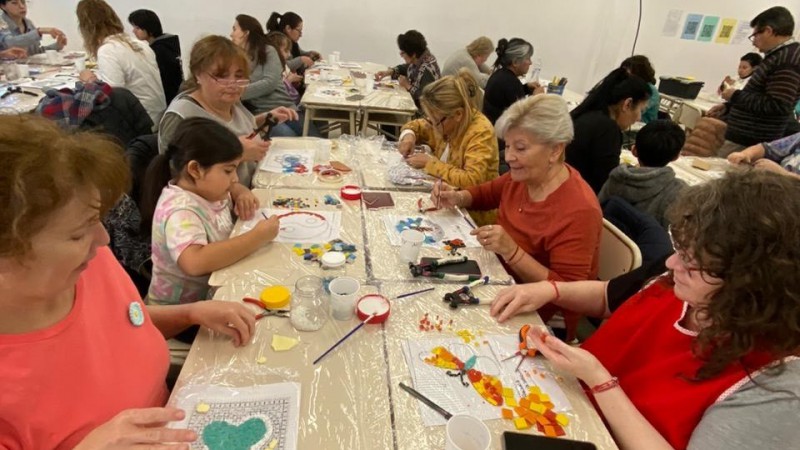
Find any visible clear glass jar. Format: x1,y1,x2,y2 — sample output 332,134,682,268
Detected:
1,59,20,82
320,251,346,293
290,276,327,332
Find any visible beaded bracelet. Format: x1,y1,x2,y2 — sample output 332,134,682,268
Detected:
590,376,619,394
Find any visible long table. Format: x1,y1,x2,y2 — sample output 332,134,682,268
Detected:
171,137,620,450
0,51,82,114
301,61,418,137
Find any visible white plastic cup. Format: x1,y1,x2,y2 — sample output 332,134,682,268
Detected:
444,415,491,450
364,73,374,93
16,64,29,78
317,140,332,163
333,51,341,62
328,277,360,321
399,229,425,263
45,50,59,65
74,56,86,72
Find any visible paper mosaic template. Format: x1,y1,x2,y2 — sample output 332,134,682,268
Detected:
403,335,571,427
381,211,480,248
238,209,342,243
171,382,300,450
259,148,316,174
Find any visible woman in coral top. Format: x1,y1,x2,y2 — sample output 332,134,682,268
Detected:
491,170,800,450
0,115,256,449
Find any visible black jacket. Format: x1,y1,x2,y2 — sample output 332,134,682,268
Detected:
82,87,154,147
151,34,183,104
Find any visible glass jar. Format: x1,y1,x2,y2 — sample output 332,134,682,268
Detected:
1,59,20,82
290,276,327,332
320,251,347,293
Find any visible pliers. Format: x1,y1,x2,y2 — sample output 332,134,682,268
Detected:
1,86,38,98
243,297,290,320
501,324,537,371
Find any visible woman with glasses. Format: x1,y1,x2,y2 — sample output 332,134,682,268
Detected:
157,35,296,219
433,94,601,340
265,11,319,73
375,30,441,108
231,14,318,137
0,0,66,55
75,0,165,126
491,170,800,450
398,70,497,194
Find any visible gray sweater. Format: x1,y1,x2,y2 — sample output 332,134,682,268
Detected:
598,165,686,228
441,47,491,88
241,46,296,114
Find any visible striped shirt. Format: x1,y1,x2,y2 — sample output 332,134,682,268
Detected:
725,40,800,146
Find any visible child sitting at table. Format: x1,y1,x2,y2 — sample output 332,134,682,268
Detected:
266,31,302,106
598,120,687,228
141,117,279,305
719,52,762,93
728,131,800,180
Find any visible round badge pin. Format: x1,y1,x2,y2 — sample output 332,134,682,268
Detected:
128,301,145,327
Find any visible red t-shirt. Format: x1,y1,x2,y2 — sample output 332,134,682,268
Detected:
467,166,602,282
582,281,774,449
0,247,169,450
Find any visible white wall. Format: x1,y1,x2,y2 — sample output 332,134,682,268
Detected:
26,0,800,94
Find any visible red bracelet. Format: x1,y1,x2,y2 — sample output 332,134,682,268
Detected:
547,280,560,302
590,377,619,394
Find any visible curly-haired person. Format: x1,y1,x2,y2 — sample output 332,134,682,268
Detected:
490,169,800,450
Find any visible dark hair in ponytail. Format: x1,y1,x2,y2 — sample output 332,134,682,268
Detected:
236,14,268,66
570,67,651,120
266,11,303,33
140,118,243,234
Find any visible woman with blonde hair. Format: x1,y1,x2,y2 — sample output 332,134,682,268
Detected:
157,35,296,219
399,69,497,186
76,0,166,125
434,94,601,338
442,36,494,88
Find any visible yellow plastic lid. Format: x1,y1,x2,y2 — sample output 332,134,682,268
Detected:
259,286,291,309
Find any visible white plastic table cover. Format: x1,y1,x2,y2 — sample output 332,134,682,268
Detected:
208,188,367,287
170,280,619,450
363,191,514,285
252,137,361,190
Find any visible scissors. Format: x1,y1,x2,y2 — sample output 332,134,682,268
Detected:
501,324,537,371
243,297,290,320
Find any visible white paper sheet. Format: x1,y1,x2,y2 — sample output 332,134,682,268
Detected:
382,211,480,248
661,9,684,37
402,335,572,426
259,148,316,174
171,382,301,450
237,208,342,243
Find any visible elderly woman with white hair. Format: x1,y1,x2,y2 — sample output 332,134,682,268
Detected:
442,36,494,88
434,94,602,337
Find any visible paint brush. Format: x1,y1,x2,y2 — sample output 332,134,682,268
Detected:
394,287,435,300
313,313,376,365
399,382,452,420
455,207,476,230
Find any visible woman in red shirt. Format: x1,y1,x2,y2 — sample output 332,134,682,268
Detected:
0,115,257,449
490,170,800,449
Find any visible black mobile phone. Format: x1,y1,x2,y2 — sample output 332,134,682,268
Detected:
502,432,598,450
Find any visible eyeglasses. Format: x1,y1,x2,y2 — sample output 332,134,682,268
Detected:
425,115,448,128
667,226,701,273
208,74,249,88
748,29,765,42
7,0,28,6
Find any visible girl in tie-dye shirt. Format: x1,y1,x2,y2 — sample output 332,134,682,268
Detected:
141,117,280,305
